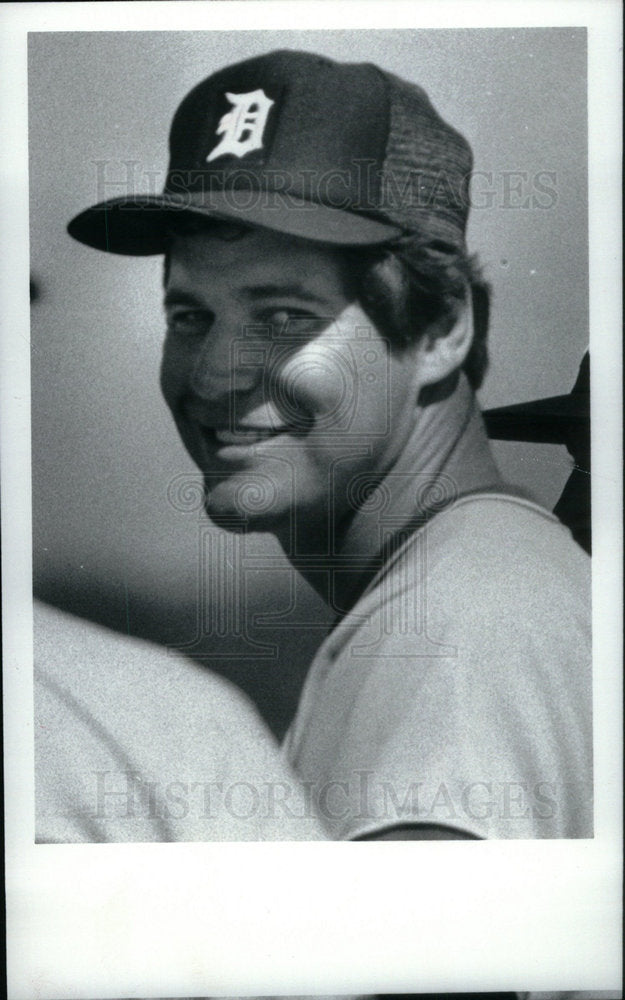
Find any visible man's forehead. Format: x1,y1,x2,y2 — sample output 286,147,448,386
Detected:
164,226,351,294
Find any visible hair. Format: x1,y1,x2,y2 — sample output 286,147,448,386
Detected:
162,216,490,390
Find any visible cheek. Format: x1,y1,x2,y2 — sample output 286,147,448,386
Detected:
275,343,361,429
160,338,189,407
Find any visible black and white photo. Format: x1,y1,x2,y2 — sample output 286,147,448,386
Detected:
2,3,621,998
32,29,592,845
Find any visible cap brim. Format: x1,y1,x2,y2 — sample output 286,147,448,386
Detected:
67,191,403,255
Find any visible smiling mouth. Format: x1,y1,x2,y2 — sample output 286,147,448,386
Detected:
212,426,291,445
191,423,305,450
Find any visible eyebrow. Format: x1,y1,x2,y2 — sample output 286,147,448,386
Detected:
163,282,331,310
239,283,330,306
163,289,204,309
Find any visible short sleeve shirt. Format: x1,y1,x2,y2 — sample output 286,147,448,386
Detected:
283,495,593,840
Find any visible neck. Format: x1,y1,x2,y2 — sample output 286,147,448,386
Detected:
281,372,503,608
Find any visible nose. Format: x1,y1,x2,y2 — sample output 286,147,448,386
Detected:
189,321,263,403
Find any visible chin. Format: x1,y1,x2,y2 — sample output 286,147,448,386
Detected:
203,478,289,536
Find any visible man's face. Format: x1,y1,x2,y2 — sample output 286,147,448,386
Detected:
161,226,423,540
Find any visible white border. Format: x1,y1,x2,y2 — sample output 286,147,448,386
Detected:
2,2,622,998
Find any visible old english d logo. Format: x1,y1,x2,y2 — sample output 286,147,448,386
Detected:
206,89,275,162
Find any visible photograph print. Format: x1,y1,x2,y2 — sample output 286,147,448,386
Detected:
30,27,593,844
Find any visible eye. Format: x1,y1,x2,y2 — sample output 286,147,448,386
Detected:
261,309,329,339
166,308,213,339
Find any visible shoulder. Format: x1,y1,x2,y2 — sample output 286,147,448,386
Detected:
320,492,590,669
34,599,268,742
376,492,590,623
35,602,325,842
287,496,592,840
425,491,589,565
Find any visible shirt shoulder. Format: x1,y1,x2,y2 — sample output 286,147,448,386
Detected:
378,492,589,606
35,601,325,842
286,496,592,840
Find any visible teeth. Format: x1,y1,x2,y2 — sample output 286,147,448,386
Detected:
213,428,284,445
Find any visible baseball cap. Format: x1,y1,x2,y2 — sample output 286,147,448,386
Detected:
67,49,473,255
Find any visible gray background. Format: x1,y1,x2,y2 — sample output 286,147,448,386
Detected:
29,29,588,735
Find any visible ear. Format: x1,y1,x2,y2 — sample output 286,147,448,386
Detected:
416,300,474,388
